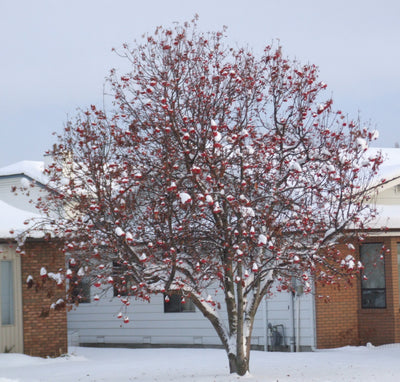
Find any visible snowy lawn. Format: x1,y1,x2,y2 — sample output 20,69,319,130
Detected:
1,344,400,382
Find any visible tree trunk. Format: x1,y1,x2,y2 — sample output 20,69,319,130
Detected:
228,352,249,376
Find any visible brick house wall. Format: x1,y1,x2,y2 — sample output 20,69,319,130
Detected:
316,234,400,349
21,240,67,357
315,279,360,348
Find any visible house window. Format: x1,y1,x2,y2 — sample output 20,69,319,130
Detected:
360,243,386,308
164,294,195,313
69,260,91,303
1,261,14,325
113,261,131,297
71,276,91,303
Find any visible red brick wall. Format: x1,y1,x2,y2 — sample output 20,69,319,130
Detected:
316,236,400,349
21,240,67,357
315,275,360,348
357,309,395,346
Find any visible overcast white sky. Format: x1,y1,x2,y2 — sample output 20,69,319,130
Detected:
1,0,399,167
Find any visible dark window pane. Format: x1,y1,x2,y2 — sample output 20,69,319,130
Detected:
362,289,386,308
113,261,131,297
69,259,91,303
70,276,91,303
164,294,195,313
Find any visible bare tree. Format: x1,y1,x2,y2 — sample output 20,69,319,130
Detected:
25,18,382,375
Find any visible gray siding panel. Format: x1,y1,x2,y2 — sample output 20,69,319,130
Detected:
68,283,315,350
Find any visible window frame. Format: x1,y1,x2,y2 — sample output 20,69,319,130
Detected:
360,242,386,309
68,259,91,304
112,260,132,297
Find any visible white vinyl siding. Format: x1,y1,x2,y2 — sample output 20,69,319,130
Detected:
68,283,315,351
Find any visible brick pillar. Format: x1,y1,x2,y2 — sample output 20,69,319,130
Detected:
21,241,67,357
388,238,400,343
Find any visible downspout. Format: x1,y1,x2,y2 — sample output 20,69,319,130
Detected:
289,291,295,352
311,279,317,351
296,293,301,352
264,297,269,351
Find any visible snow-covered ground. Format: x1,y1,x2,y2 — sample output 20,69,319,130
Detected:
1,344,400,382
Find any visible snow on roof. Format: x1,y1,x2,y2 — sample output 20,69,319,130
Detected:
0,160,48,184
0,199,43,239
